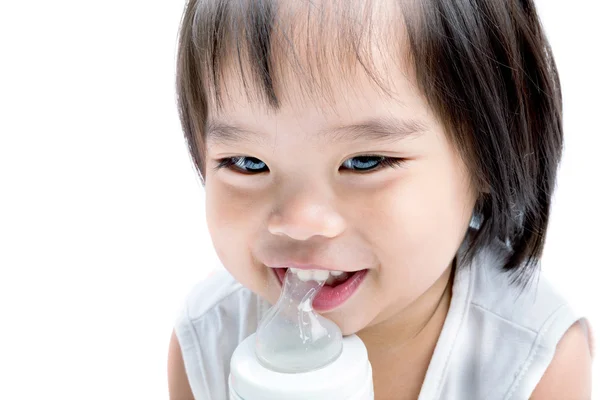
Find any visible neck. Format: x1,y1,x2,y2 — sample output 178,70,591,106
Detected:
356,261,455,398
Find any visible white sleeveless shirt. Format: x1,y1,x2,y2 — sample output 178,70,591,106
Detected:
174,240,583,399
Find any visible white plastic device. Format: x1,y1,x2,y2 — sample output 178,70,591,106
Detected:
228,268,374,399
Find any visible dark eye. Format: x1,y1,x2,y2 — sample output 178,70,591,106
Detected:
214,156,268,174
341,156,405,172
214,155,405,175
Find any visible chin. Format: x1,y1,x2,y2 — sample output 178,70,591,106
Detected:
322,307,374,336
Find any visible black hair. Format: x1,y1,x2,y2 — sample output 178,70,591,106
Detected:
175,0,563,286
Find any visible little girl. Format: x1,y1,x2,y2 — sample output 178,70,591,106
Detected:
167,0,593,398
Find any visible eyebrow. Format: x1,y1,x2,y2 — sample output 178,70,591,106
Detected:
205,116,427,145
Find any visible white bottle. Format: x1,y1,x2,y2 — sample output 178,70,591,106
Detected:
228,269,374,400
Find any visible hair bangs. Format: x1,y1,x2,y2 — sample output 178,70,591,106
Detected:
184,0,407,113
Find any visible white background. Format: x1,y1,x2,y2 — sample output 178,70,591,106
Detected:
0,1,598,398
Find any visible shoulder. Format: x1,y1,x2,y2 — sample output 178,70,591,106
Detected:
168,330,194,400
180,267,247,321
171,267,270,399
469,240,577,333
530,319,593,399
174,266,268,339
465,241,591,397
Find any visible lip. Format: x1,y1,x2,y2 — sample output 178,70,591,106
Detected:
272,267,368,312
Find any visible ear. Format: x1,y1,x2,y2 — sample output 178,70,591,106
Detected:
479,180,491,194
468,213,482,230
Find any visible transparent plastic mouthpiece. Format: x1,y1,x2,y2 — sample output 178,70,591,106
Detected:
255,268,343,373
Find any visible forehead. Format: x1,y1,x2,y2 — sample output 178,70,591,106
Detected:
206,68,432,148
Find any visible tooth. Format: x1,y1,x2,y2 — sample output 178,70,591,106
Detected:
330,270,344,277
296,269,313,281
289,267,299,273
312,269,330,282
335,272,349,281
325,275,336,286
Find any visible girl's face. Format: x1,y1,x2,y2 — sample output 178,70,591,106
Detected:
203,60,478,335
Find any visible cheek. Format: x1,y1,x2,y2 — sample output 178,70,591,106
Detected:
205,182,279,303
358,160,475,296
205,182,259,275
345,173,440,252
206,178,264,234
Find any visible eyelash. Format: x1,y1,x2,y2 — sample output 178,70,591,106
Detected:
213,155,406,175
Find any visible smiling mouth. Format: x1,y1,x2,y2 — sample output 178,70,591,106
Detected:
272,267,369,312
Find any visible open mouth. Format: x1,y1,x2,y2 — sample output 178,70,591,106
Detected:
274,268,356,287
273,267,368,312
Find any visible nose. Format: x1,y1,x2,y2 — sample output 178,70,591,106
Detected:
267,184,346,241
